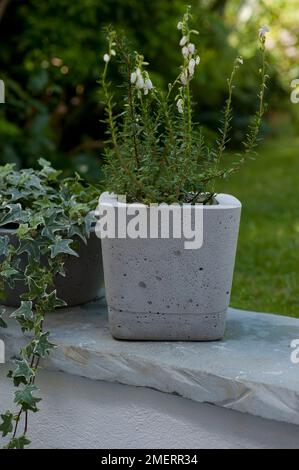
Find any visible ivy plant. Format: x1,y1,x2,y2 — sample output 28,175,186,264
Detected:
100,7,269,204
0,159,99,448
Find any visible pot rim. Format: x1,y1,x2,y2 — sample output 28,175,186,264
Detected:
99,192,241,210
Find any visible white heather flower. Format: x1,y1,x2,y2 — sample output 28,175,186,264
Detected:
188,43,195,55
103,53,110,63
195,56,201,65
188,58,196,76
182,46,189,58
259,25,270,38
177,98,184,114
237,57,243,65
179,36,188,47
144,87,149,95
136,75,145,89
177,21,183,30
136,68,142,77
111,49,116,56
130,72,137,84
180,70,188,85
145,78,154,90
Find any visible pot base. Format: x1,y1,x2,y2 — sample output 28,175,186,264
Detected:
108,307,226,341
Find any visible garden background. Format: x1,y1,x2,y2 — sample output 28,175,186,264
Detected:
0,0,298,316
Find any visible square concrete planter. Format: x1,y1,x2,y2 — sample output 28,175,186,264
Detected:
99,192,241,341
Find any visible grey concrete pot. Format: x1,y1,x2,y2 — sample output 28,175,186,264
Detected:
0,226,104,308
99,193,241,341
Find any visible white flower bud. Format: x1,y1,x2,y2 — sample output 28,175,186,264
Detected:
180,70,188,85
145,78,154,90
103,54,110,63
182,46,189,58
136,68,142,77
195,56,201,65
188,58,196,76
236,57,243,65
177,98,184,114
177,21,183,30
111,49,116,56
188,43,195,55
131,72,137,84
259,25,270,38
179,36,188,47
136,75,145,89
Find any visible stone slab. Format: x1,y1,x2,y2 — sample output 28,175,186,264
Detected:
1,294,299,426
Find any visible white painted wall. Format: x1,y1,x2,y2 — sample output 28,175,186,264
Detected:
0,367,298,449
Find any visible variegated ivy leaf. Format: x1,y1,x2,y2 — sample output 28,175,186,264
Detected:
41,290,67,311
17,238,41,261
5,435,31,449
0,203,29,227
29,212,45,229
11,358,35,386
0,235,9,257
38,157,51,168
32,332,55,358
10,301,35,332
85,211,96,237
0,306,7,328
0,411,14,437
0,163,15,178
14,384,41,412
49,238,79,258
41,211,70,241
69,223,87,244
0,266,23,283
16,224,31,239
38,157,62,181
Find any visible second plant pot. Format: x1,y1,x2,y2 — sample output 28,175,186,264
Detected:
1,226,104,308
99,192,241,341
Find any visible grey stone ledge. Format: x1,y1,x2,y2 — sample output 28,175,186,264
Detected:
1,294,299,426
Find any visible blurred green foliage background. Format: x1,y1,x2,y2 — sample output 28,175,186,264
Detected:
0,0,298,179
0,0,298,315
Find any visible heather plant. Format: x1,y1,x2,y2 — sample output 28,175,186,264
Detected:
101,7,269,205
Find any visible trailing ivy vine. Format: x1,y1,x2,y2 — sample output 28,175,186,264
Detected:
0,159,99,448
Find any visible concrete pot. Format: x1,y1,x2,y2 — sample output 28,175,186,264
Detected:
99,192,241,341
0,226,104,308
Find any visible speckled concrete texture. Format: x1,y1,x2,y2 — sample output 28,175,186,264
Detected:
99,193,241,340
0,227,104,308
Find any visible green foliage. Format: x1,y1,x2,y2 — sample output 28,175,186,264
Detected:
219,138,299,318
5,435,31,449
0,0,280,176
0,307,7,328
0,412,14,437
101,9,269,204
0,159,99,448
50,238,79,259
14,385,41,412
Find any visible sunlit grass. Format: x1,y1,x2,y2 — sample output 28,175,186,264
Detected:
218,137,299,317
